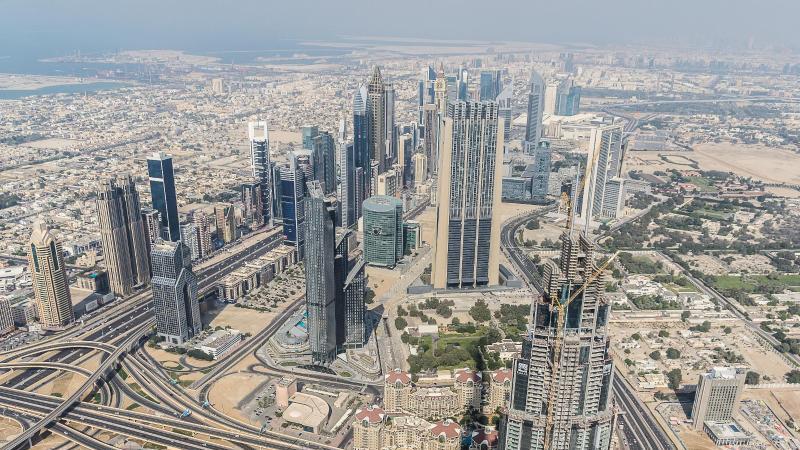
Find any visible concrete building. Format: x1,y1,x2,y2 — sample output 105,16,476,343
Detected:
353,405,386,450
352,407,462,450
11,301,38,327
530,142,552,199
151,241,200,345
195,329,242,359
403,221,422,255
362,196,403,268
96,176,150,297
141,207,161,248
691,367,746,430
241,180,264,228
276,376,298,409
214,203,237,244
192,211,213,259
283,392,329,433
376,168,399,197
454,368,482,411
384,369,413,414
147,151,180,242
367,66,389,174
0,297,14,336
580,125,624,222
249,121,272,226
304,181,337,364
502,233,615,450
432,101,504,289
28,222,74,329
180,223,200,261
413,152,428,187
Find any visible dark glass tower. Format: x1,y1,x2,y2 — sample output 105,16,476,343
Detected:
304,181,337,364
353,84,370,202
312,131,336,196
147,152,180,242
249,121,272,226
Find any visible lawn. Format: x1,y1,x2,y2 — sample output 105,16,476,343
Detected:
685,176,717,193
713,274,800,292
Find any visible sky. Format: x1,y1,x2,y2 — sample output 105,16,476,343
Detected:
1,0,799,57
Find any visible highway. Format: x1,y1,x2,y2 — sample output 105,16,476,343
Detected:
498,208,675,450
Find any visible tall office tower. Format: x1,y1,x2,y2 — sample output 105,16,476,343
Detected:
354,167,365,221
343,259,366,348
353,84,371,201
457,65,470,101
525,69,546,147
180,223,200,261
563,86,581,116
280,154,308,258
479,69,502,101
192,211,213,259
385,83,397,164
434,65,448,113
418,65,437,123
340,142,358,229
28,222,74,329
248,121,272,227
304,181,337,364
147,151,180,242
544,78,570,116
214,203,237,244
530,142,552,199
271,164,283,221
432,101,504,289
362,195,404,268
141,207,161,248
422,104,439,177
691,367,746,430
301,125,319,150
497,85,514,143
412,152,428,187
96,176,151,296
367,66,388,174
151,240,200,345
502,233,615,450
397,133,413,187
580,125,624,222
312,131,336,195
333,230,350,348
241,180,264,228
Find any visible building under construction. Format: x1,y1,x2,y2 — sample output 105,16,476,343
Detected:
501,232,616,450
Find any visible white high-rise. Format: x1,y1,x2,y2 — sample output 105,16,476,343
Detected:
28,222,74,329
581,124,624,222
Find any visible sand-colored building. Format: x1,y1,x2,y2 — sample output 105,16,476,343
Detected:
352,405,462,450
384,369,413,414
28,222,74,329
486,369,512,414
454,367,483,411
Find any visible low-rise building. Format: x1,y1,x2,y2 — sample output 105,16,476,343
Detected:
195,329,242,359
352,405,462,450
0,297,14,335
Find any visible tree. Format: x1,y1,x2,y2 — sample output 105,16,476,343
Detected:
680,311,691,322
485,327,503,345
649,351,661,360
667,368,682,390
631,333,642,341
787,370,800,384
469,299,491,323
666,348,681,359
745,371,760,385
394,317,407,330
658,330,670,338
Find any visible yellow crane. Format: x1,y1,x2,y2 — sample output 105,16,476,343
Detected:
542,250,620,448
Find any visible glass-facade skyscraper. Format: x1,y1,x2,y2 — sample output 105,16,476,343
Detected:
362,195,403,268
151,240,200,345
147,151,180,242
248,121,271,226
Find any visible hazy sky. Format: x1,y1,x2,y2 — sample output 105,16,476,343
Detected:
1,0,799,56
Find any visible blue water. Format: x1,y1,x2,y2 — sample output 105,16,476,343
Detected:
0,82,131,100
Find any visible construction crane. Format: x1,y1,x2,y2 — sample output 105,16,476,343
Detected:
542,250,620,449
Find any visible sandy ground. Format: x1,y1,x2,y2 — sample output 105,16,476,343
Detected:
208,302,276,335
744,388,800,431
626,143,800,192
0,73,120,91
19,138,84,150
270,130,302,147
0,416,22,441
206,352,267,423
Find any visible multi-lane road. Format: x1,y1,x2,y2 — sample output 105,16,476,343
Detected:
499,208,675,450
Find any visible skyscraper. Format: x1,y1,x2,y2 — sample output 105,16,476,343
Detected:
502,233,615,450
422,104,439,177
301,125,319,151
214,203,237,244
362,195,404,268
280,153,308,258
432,101,504,289
28,222,74,329
312,131,337,196
581,125,624,222
192,211,213,259
367,66,388,174
249,121,272,226
151,240,201,345
479,69,503,101
397,133,413,187
418,65,437,123
180,222,200,261
343,259,366,348
304,181,337,364
353,84,371,201
96,176,151,297
147,151,180,242
530,142,552,199
691,367,746,430
241,180,264,228
340,136,358,229
141,207,161,249
564,85,582,116
497,84,514,143
385,82,397,165
525,69,546,147
412,152,428,188
544,78,569,116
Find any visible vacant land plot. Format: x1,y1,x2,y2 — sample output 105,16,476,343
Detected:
713,274,800,292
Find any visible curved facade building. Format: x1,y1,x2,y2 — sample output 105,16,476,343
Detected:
362,196,403,268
